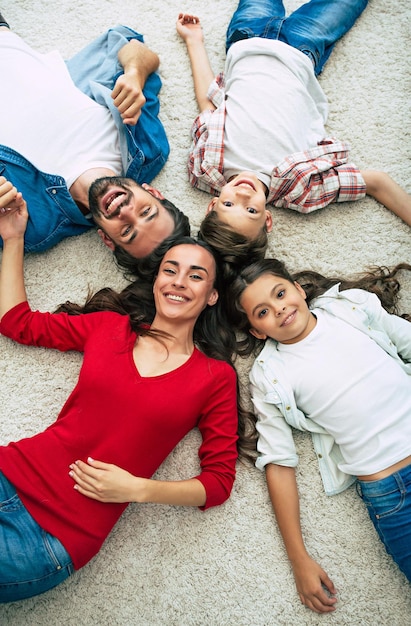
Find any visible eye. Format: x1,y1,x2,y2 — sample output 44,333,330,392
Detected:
223,201,233,207
121,226,131,237
258,308,268,318
247,207,257,214
277,289,285,298
190,273,203,281
163,267,176,275
141,206,151,217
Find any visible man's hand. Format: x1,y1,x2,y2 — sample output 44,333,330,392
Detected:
176,13,204,44
112,72,147,125
292,554,337,613
115,39,160,125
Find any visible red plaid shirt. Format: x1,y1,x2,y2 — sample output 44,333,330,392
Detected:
188,74,366,213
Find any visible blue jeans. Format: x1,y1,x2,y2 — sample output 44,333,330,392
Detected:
226,0,368,74
0,472,74,602
356,464,411,582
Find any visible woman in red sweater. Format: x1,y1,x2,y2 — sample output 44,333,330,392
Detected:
0,196,247,602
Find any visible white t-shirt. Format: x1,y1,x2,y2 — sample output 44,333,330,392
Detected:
0,31,122,188
277,309,411,476
223,39,328,189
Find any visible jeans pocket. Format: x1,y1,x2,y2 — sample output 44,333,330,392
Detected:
42,530,74,573
361,484,405,519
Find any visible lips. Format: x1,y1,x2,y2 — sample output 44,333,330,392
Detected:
164,293,189,303
233,178,256,192
100,189,128,217
281,310,297,327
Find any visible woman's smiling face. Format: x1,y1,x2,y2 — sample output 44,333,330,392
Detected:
153,244,218,323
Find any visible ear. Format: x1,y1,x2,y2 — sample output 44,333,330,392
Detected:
249,327,267,340
207,289,219,307
206,197,218,215
294,281,307,299
97,228,115,252
265,210,273,233
141,183,165,200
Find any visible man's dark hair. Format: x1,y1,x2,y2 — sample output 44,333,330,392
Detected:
113,197,190,279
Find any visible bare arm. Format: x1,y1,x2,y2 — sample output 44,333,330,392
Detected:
176,13,216,112
361,170,411,226
113,39,160,125
265,463,337,614
0,185,28,320
70,458,206,506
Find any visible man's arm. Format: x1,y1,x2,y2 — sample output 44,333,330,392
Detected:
265,463,338,614
113,39,160,125
176,13,216,112
361,170,411,226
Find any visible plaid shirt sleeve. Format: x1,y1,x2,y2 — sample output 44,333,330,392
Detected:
267,138,366,213
188,73,228,195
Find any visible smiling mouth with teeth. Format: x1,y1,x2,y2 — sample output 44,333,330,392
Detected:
101,190,130,218
166,294,188,302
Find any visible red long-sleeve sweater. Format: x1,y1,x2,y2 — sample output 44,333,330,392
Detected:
0,302,238,570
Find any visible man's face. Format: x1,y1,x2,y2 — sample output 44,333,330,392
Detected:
89,177,175,258
207,173,272,239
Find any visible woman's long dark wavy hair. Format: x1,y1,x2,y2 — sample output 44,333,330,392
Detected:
228,259,411,356
56,236,257,461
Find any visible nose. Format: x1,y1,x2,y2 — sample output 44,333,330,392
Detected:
273,302,285,316
172,274,186,289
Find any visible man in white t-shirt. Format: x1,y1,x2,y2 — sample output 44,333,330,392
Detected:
0,13,189,271
176,0,411,261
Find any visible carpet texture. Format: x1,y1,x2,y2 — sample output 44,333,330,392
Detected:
1,0,410,624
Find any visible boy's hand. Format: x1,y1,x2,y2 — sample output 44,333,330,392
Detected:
176,13,204,44
0,176,28,240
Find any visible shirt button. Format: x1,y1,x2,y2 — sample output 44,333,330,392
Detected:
285,405,291,411
272,379,277,384
51,189,57,194
318,453,323,459
352,306,356,310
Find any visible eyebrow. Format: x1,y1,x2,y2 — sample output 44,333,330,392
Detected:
251,284,281,316
165,260,209,275
124,206,159,245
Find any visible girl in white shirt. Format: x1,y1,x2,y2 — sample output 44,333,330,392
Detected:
229,259,411,614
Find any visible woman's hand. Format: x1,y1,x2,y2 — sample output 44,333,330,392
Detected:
69,457,145,503
0,176,28,240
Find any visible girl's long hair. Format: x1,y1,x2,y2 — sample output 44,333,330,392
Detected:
56,236,257,461
228,259,411,356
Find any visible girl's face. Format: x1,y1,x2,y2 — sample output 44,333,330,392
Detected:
239,273,316,344
153,244,218,323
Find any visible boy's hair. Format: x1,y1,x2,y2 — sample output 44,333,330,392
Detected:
229,259,411,356
113,197,190,279
198,210,268,282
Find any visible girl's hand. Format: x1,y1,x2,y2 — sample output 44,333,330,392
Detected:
292,555,337,613
0,176,28,240
176,13,204,44
69,457,147,503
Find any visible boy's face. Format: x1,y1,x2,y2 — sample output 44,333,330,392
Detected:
206,173,272,239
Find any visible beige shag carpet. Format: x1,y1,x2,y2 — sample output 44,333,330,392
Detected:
0,0,410,624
